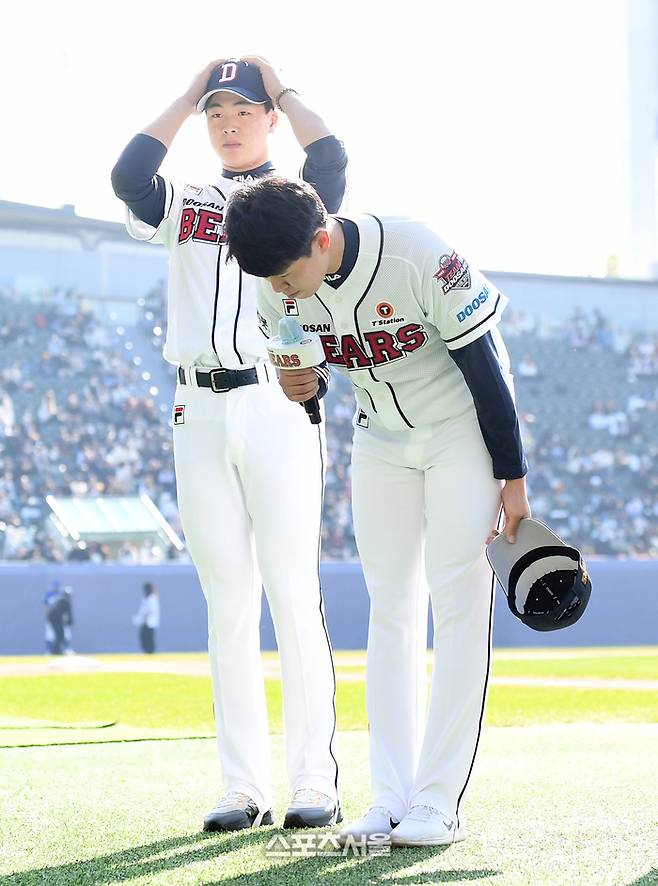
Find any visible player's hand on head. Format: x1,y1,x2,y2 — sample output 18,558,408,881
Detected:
278,368,319,402
240,55,285,102
490,477,531,545
183,59,229,112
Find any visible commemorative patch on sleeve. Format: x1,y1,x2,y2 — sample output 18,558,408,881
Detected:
433,251,471,294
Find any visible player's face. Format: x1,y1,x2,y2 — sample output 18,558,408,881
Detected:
206,92,278,171
267,230,330,299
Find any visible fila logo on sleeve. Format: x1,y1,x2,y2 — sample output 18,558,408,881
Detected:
173,405,185,425
282,298,299,316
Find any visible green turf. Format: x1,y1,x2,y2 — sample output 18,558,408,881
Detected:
491,653,658,680
333,648,658,680
2,677,657,750
2,650,658,883
1,726,657,885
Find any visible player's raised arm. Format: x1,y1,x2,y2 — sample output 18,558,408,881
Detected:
240,55,330,146
241,55,347,212
142,58,228,147
111,59,226,228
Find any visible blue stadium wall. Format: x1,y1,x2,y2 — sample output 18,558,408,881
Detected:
1,561,655,655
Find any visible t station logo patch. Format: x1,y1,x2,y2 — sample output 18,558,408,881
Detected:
433,252,471,295
372,301,405,327
282,298,299,316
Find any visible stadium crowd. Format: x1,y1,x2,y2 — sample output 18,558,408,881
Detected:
0,287,181,563
1,287,656,562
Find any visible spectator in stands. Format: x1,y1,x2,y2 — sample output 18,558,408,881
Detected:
1,290,657,561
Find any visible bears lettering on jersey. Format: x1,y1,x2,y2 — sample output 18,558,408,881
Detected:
178,206,225,245
319,323,428,370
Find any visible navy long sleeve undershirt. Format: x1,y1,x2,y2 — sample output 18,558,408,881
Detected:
111,132,347,228
449,332,527,480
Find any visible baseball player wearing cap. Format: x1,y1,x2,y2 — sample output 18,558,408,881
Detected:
224,177,532,847
111,59,347,832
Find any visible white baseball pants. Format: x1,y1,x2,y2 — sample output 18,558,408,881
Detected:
351,405,501,825
173,368,338,812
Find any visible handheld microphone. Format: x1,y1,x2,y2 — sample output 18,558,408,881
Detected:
266,318,325,425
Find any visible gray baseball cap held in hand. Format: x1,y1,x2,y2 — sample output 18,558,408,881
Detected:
486,518,592,632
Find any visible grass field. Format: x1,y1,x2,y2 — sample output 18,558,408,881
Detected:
1,648,657,885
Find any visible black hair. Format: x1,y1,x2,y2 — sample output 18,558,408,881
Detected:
224,176,328,278
205,98,274,113
142,582,154,597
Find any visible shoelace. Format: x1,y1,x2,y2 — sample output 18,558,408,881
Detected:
292,788,329,804
214,790,251,811
407,805,452,824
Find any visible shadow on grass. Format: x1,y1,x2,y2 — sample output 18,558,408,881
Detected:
624,871,658,886
206,855,501,886
0,828,500,886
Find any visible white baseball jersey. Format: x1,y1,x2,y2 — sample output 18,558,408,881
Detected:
256,212,512,824
125,177,264,368
120,165,341,809
256,214,511,431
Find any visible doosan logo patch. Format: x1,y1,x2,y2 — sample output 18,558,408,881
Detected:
173,405,185,425
454,287,490,323
282,298,299,316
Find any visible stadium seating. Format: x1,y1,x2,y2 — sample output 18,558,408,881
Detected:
0,288,656,562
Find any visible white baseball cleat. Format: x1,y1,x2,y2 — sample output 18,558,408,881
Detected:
337,806,399,845
389,806,466,847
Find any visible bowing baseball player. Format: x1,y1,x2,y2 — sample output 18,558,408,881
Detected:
224,177,532,847
112,59,346,832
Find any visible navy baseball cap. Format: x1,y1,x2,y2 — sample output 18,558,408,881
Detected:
486,518,592,632
197,60,270,112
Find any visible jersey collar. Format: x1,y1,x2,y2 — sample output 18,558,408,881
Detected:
317,214,383,301
221,161,274,182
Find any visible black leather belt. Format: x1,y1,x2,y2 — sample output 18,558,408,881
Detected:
178,366,259,393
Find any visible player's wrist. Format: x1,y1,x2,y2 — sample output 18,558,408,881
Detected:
275,87,299,112
176,93,199,116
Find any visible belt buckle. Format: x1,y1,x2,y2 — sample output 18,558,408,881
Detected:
209,368,231,393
